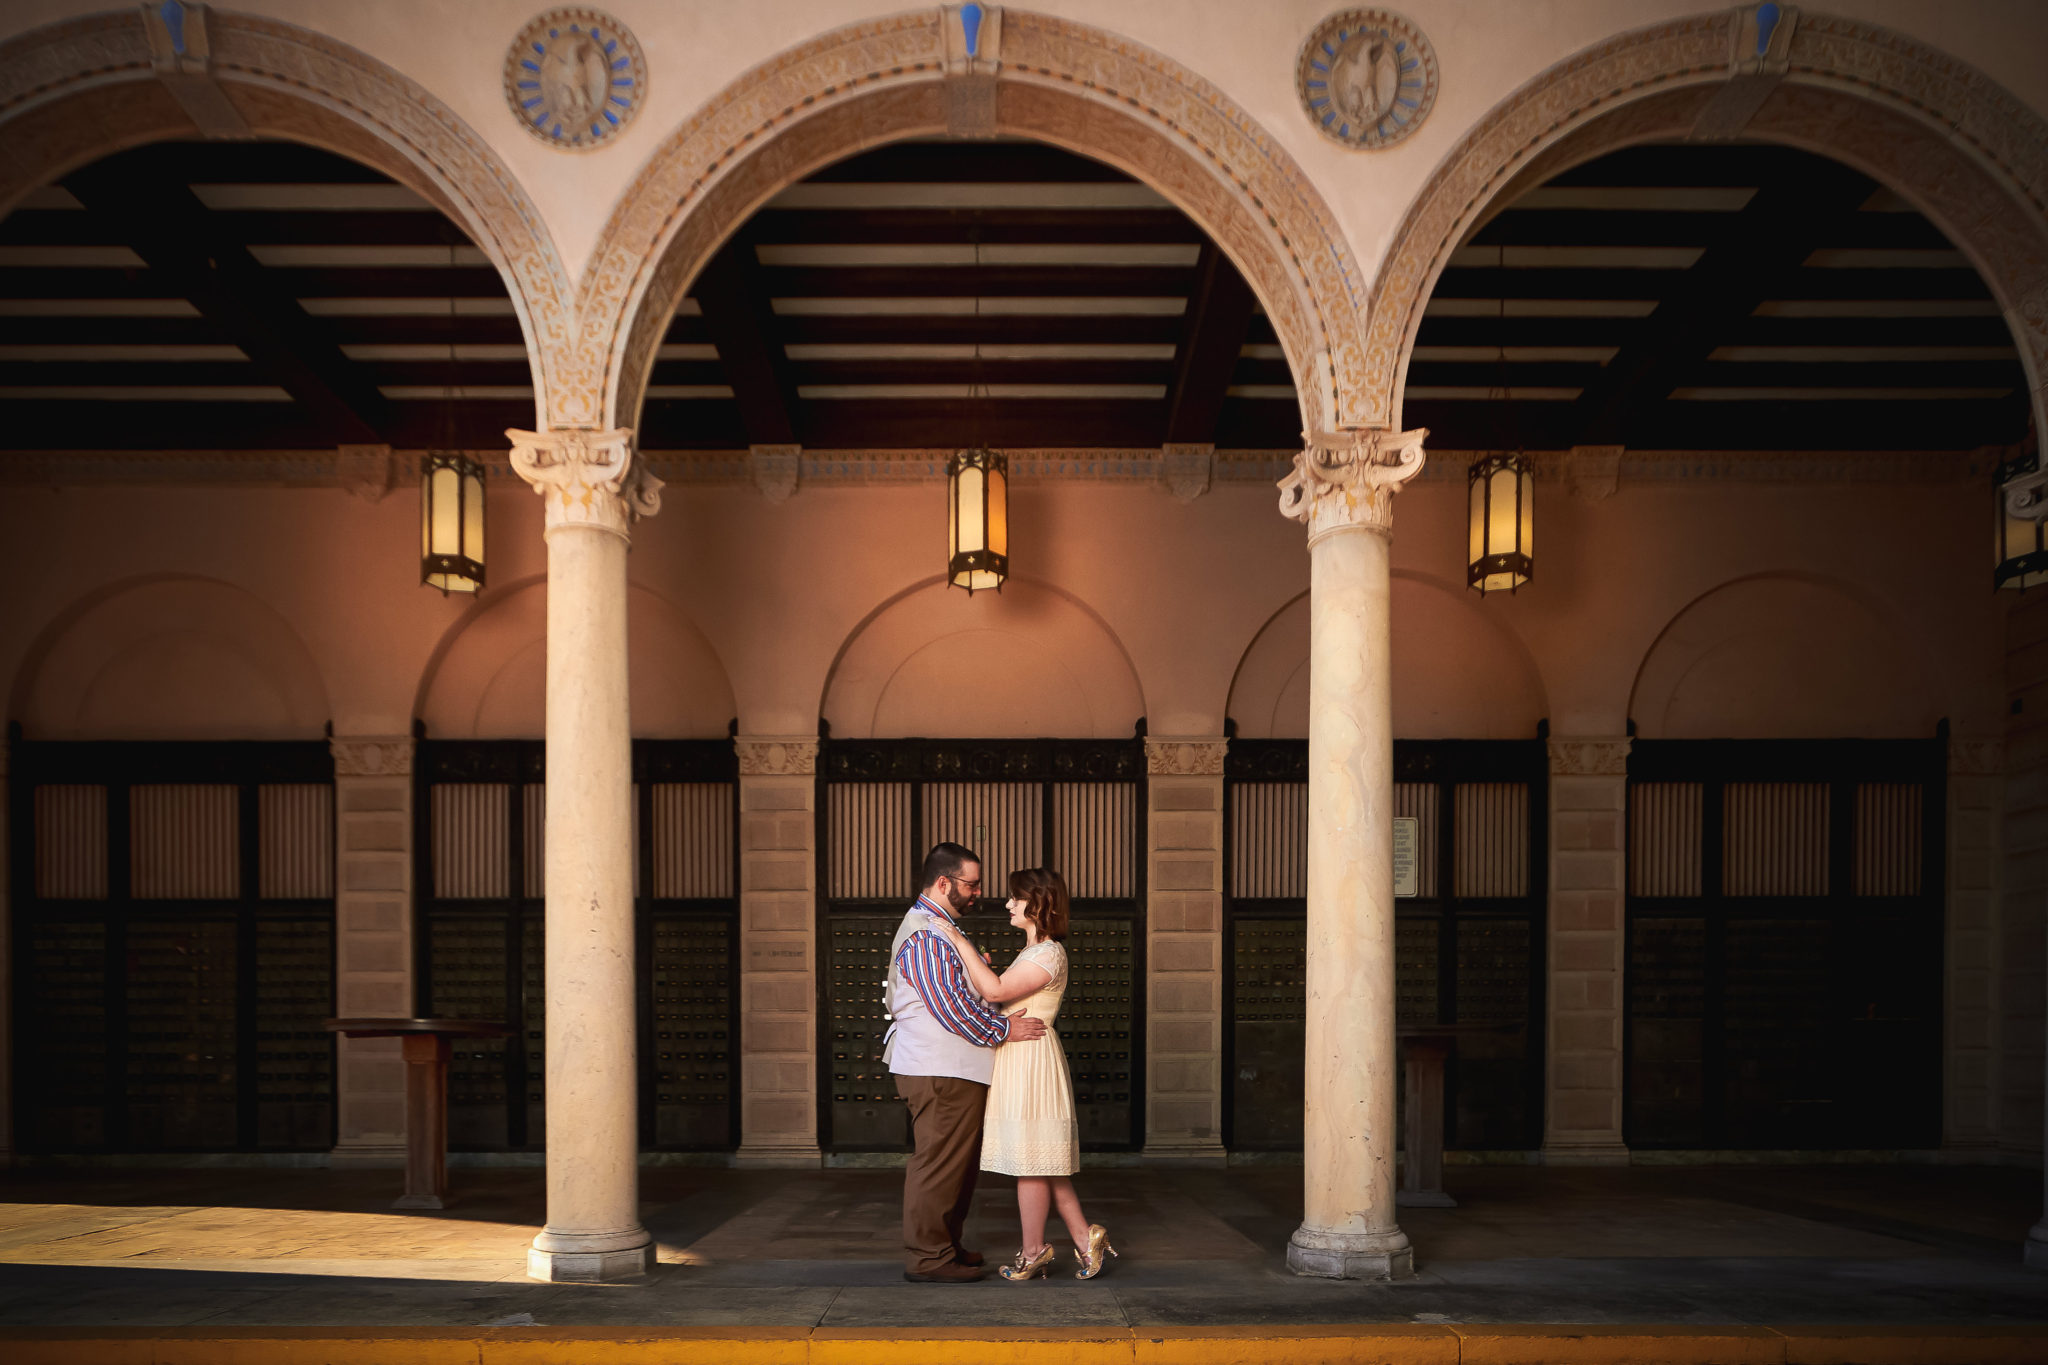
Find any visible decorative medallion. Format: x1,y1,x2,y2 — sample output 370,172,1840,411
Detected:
1297,9,1438,150
504,8,646,150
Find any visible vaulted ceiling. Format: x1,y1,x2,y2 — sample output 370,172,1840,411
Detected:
0,139,2026,455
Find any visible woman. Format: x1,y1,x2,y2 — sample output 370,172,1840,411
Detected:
933,866,1116,1281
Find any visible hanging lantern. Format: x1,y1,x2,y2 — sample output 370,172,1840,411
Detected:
947,446,1008,594
1995,445,2048,590
1467,452,1533,595
421,451,486,594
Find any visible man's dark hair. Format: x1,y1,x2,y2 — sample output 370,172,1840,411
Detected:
920,841,980,891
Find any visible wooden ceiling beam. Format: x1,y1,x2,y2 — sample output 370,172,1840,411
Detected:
746,209,1201,245
63,154,394,445
1163,243,1258,445
751,265,1193,297
692,231,801,445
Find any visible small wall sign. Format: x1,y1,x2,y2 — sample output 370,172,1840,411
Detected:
1393,815,1419,898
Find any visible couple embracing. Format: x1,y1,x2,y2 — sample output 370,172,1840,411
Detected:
883,841,1117,1283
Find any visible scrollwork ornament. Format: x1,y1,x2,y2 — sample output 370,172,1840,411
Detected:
735,737,819,777
1145,739,1229,777
507,426,662,539
1547,738,1631,777
330,736,414,778
1276,426,1428,542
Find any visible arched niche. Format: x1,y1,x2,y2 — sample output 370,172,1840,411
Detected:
1371,10,2048,438
1629,574,1938,739
823,578,1143,740
1230,575,1547,740
416,580,736,739
0,8,572,424
581,7,1368,436
11,576,329,739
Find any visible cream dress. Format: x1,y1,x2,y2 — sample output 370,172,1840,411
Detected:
979,940,1080,1177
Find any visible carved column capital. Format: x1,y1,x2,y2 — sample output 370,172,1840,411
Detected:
330,735,414,778
1547,737,1632,777
1145,737,1228,776
1276,427,1428,544
507,427,663,541
1950,739,2005,776
735,736,818,777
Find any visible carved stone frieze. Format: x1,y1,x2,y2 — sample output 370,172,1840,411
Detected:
749,445,801,503
331,736,414,778
1564,445,1623,503
507,427,661,538
1276,427,1427,542
1161,444,1214,503
736,737,819,777
1950,739,2005,776
1146,738,1228,777
336,444,395,502
1547,738,1632,778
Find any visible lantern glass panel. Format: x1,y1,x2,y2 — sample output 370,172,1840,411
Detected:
1518,466,1534,557
463,466,484,568
1488,466,1519,553
957,462,985,559
1468,473,1486,569
987,464,1008,557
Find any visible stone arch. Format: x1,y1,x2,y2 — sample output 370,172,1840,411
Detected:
821,575,1144,739
1228,572,1549,740
0,8,575,425
1369,9,2048,436
414,577,737,738
579,6,1370,436
10,574,330,739
1628,572,1939,739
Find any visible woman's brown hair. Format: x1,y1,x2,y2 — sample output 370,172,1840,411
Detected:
1008,866,1070,943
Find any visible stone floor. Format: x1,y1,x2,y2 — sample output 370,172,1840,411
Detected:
0,1163,2042,1327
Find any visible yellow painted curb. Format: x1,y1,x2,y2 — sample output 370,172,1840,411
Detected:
1452,1324,1786,1365
3,1323,2048,1365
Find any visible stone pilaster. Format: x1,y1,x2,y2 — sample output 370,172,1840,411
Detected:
1277,427,1424,1280
1542,737,1631,1166
1142,737,1227,1164
327,735,416,1167
732,736,822,1167
1947,739,2003,1154
510,427,661,1282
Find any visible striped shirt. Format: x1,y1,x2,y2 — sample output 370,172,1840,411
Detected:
895,895,1011,1048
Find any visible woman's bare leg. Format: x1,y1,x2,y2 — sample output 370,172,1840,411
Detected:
1049,1176,1090,1247
1016,1176,1052,1255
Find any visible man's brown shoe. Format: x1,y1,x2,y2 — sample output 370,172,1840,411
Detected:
954,1247,985,1267
903,1261,986,1283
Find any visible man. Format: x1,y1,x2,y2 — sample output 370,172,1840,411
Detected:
883,841,1047,1282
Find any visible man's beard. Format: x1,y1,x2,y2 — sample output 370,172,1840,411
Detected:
945,883,975,915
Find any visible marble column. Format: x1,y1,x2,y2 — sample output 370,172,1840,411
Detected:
1142,736,1228,1164
732,736,823,1167
1275,428,1425,1280
509,427,662,1283
327,735,416,1167
1542,738,1631,1164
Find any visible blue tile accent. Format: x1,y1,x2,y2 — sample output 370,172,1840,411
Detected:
1756,3,1781,56
961,3,984,57
159,0,187,56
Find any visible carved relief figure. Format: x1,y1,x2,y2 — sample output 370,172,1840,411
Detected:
1329,30,1400,129
541,29,610,127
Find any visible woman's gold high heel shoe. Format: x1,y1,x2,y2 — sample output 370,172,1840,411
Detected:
999,1244,1056,1281
1073,1224,1117,1280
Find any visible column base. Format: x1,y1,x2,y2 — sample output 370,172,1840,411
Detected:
2026,1223,2048,1270
732,1143,823,1169
1139,1140,1227,1167
1286,1225,1414,1280
528,1230,654,1283
1541,1140,1631,1167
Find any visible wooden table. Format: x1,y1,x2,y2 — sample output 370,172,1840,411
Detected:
324,1017,508,1210
1397,1023,1522,1209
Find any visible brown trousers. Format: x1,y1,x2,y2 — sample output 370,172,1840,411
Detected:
895,1073,988,1273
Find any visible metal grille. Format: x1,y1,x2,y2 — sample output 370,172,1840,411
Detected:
1454,783,1528,898
522,783,545,898
258,784,332,899
431,783,510,899
923,782,1042,887
131,785,239,899
1229,782,1305,898
1630,782,1703,898
1854,782,1923,897
828,783,913,900
255,916,335,1147
24,919,107,1148
429,915,511,1150
1052,782,1136,898
34,784,107,899
1626,915,1707,1146
826,913,908,1148
1395,782,1439,898
126,918,239,1148
1064,918,1137,1145
1723,783,1830,897
652,783,735,899
649,914,733,1147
